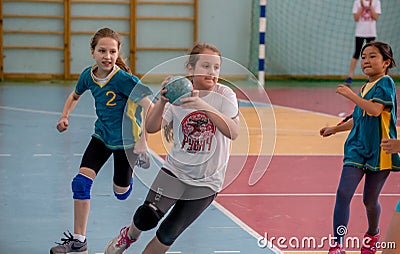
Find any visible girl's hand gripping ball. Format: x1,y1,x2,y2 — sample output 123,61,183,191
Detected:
164,76,193,105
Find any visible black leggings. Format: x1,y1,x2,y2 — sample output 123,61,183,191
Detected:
80,137,137,187
135,168,217,246
333,166,390,244
352,37,375,59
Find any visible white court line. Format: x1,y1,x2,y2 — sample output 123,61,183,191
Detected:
0,154,11,157
212,201,283,254
283,252,379,253
33,153,52,157
0,105,95,118
209,226,240,229
0,105,339,134
0,101,350,121
219,193,400,197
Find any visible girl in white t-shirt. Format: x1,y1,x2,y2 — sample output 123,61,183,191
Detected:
104,42,240,254
345,0,381,85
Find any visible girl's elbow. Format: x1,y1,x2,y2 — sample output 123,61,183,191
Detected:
231,133,239,140
144,111,160,133
230,128,240,140
228,120,240,140
146,125,160,134
72,92,80,101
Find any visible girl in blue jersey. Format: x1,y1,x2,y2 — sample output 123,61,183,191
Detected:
50,28,153,254
320,41,399,254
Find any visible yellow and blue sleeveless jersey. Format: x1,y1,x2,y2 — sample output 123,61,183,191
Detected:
344,75,400,171
75,65,153,150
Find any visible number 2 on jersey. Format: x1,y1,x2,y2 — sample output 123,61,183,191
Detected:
106,91,117,106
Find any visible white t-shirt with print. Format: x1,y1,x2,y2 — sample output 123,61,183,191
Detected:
162,83,239,192
353,0,381,37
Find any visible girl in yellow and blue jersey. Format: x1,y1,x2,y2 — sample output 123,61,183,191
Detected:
50,27,153,254
320,41,399,254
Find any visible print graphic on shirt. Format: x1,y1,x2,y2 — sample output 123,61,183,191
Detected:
361,1,372,21
181,111,216,153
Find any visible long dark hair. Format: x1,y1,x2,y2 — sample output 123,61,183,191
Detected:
90,27,131,73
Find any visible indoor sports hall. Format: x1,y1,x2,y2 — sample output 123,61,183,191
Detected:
1,1,400,254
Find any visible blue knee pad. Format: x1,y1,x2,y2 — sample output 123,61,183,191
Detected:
396,200,400,212
71,174,93,200
114,177,133,200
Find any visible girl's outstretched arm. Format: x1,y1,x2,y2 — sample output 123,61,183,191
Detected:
56,91,81,132
320,118,353,137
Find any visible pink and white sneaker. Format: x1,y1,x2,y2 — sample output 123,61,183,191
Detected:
104,226,136,254
361,232,380,254
328,242,346,254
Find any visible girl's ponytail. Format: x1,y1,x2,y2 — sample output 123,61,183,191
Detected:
116,56,131,74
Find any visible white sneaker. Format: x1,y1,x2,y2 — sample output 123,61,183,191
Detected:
104,226,136,254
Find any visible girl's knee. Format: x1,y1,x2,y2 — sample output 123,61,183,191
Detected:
134,202,164,231
156,228,177,246
363,196,379,210
113,178,133,200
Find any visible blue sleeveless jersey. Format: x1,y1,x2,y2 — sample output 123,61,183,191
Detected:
344,76,400,171
75,65,153,150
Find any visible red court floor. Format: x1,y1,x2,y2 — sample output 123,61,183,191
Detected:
217,155,400,252
216,87,400,252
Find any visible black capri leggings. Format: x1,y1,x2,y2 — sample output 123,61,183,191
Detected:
80,137,138,187
353,36,375,59
136,168,217,246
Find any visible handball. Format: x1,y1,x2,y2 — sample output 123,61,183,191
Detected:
164,76,193,105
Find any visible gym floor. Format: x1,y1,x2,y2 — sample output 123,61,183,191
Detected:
0,81,399,254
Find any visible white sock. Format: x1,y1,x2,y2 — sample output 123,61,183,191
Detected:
73,234,86,242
